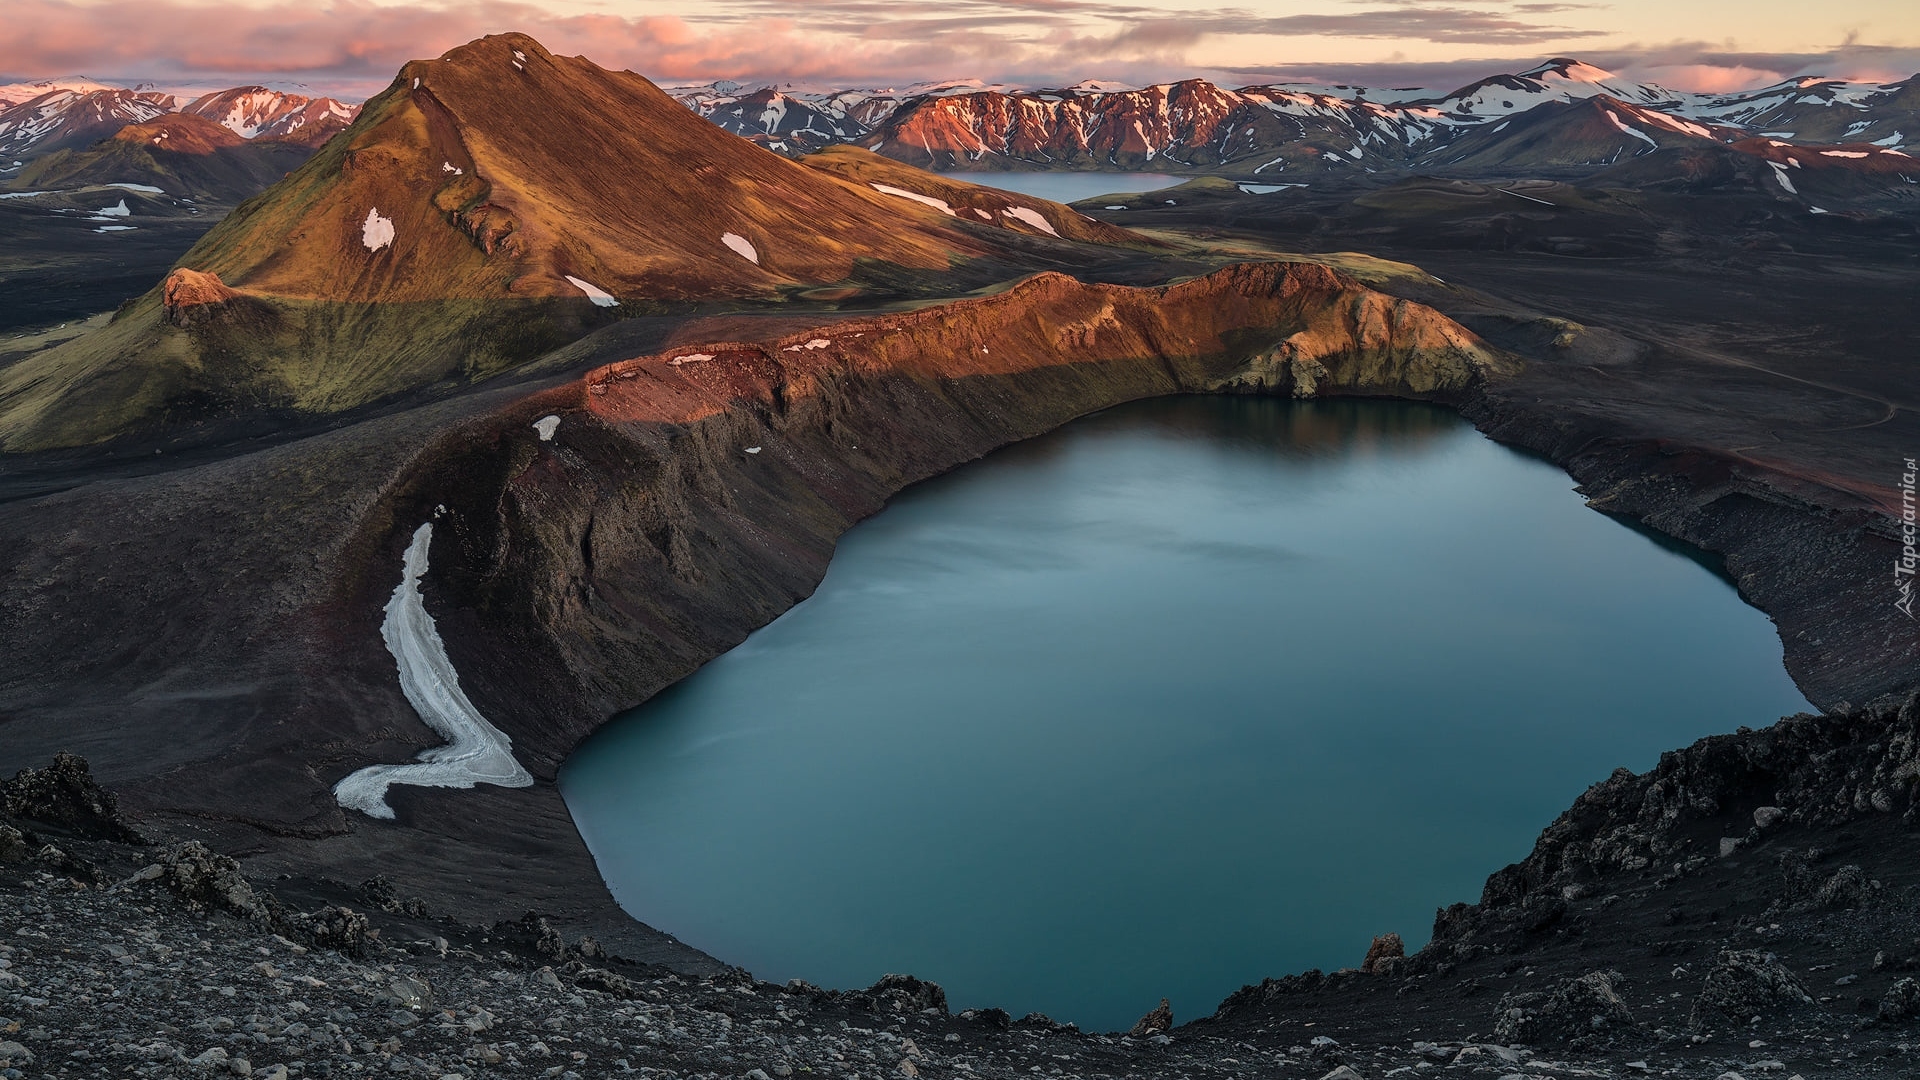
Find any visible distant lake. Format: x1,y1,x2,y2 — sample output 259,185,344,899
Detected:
562,397,1810,1032
949,171,1184,205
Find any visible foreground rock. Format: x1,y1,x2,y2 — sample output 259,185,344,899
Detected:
6,785,1910,1080
1197,690,1920,1078
11,703,1920,1077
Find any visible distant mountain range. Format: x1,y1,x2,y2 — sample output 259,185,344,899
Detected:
667,59,1918,178
0,79,359,165
3,56,1913,211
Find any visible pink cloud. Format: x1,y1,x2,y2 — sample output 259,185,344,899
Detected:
0,0,1209,96
1634,64,1792,93
4,1,1915,99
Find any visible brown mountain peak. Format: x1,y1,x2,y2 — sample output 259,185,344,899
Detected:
178,32,1123,307
111,112,247,154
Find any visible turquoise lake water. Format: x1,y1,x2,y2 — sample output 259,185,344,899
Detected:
950,171,1183,204
561,397,1811,1032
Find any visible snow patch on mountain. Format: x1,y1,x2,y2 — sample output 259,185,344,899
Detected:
721,232,760,263
332,522,535,821
870,182,954,215
564,275,618,307
1000,206,1060,236
1604,110,1658,150
361,207,394,252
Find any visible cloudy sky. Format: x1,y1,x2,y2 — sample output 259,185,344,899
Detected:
6,0,1918,98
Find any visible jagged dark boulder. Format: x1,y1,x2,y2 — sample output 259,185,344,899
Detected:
1689,950,1815,1029
1211,969,1329,1020
1423,691,1920,957
1493,970,1636,1046
156,840,266,918
1878,978,1920,1022
1362,932,1406,974
959,1006,1012,1030
1129,998,1173,1036
503,911,573,961
859,973,949,1015
563,960,642,999
1811,864,1872,910
1,753,143,843
287,905,374,957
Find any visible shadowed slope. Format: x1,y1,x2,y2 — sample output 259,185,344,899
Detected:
18,113,314,201
798,145,1156,247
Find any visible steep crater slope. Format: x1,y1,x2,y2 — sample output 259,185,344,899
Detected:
0,258,1507,943
393,261,1508,768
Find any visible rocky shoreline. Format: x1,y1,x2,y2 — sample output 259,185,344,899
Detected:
8,687,1920,1078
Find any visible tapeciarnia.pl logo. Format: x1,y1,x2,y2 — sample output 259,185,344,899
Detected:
1899,457,1917,619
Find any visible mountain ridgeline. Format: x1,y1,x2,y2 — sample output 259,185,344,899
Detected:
0,81,358,162
671,60,1920,182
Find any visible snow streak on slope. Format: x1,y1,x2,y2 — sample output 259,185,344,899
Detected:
870,182,955,214
565,275,619,306
334,523,534,820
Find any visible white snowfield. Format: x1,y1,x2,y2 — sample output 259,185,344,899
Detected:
533,415,561,441
999,206,1058,236
333,523,534,820
1604,110,1658,150
97,199,130,217
109,182,163,193
869,182,954,215
669,352,715,366
721,232,760,263
362,207,394,252
564,275,618,307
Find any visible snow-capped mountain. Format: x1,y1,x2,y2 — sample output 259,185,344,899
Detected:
16,111,319,201
861,78,1471,172
665,85,904,154
1417,95,1750,172
179,87,360,146
672,58,1920,178
0,76,143,108
1684,74,1919,147
1418,58,1684,118
0,82,360,164
0,86,180,160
